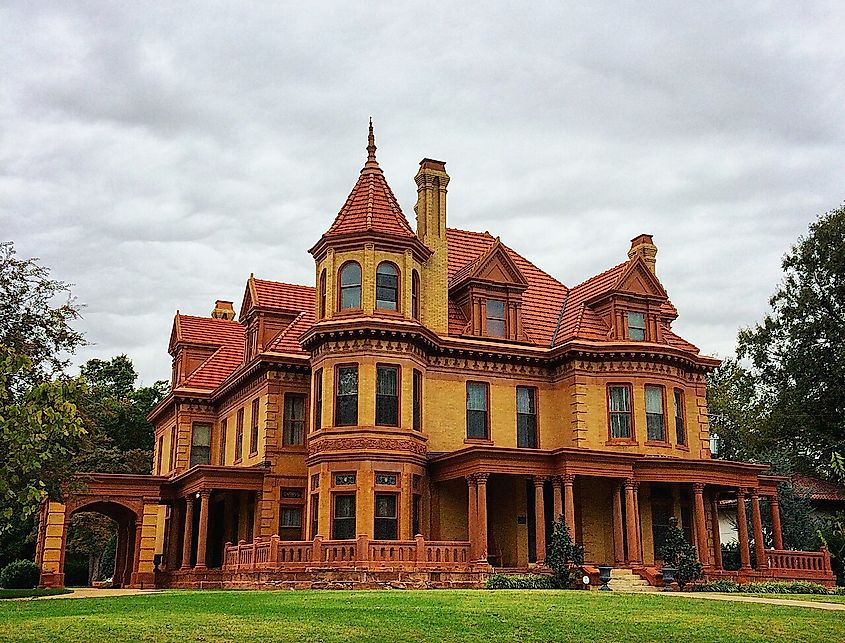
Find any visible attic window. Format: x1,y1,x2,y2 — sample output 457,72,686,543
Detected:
486,300,506,337
628,311,646,341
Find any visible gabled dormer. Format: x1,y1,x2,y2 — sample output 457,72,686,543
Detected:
586,235,671,343
449,238,530,341
239,274,313,360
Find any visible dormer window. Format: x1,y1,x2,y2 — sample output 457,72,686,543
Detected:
486,299,506,337
627,311,646,341
376,262,399,311
339,262,361,310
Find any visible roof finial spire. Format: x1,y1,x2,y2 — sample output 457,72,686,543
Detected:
363,116,381,173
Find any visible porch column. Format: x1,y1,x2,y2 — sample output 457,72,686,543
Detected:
770,493,784,550
624,478,640,564
195,490,211,569
710,492,723,570
612,481,625,565
563,475,576,538
253,491,263,541
692,483,710,566
130,520,143,586
476,474,489,563
735,488,752,570
466,476,478,560
181,496,194,570
750,489,767,569
552,477,563,522
224,493,237,545
533,477,547,565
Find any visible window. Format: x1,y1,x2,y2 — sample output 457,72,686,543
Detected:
250,398,260,455
412,495,421,537
486,299,506,337
375,473,398,486
332,494,356,540
375,494,398,540
335,365,359,426
219,418,227,465
314,369,323,431
411,270,420,320
279,507,303,541
376,365,399,426
628,311,646,341
674,389,686,446
335,472,356,486
646,385,666,441
310,494,320,538
319,270,327,319
466,382,489,439
156,435,164,475
376,262,399,311
283,394,306,446
608,385,632,439
189,423,212,467
235,408,244,461
516,386,537,448
412,369,422,432
339,262,362,310
169,426,177,471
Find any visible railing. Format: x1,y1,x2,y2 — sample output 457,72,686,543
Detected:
223,535,473,572
766,547,833,575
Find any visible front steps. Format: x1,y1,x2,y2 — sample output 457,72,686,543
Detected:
606,568,660,592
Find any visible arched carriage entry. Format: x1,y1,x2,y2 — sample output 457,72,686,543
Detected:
36,475,164,589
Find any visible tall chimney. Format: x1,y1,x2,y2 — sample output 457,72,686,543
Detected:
211,300,235,320
628,234,657,274
414,159,450,335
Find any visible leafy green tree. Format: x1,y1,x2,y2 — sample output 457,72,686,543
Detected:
707,359,769,461
545,519,584,588
0,348,86,534
737,205,845,473
657,517,703,589
65,513,115,584
0,242,85,392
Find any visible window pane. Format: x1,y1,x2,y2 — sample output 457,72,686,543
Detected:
412,370,422,431
609,386,630,412
333,494,356,540
341,286,361,309
338,367,358,395
467,410,487,439
281,507,302,527
516,387,535,414
628,312,646,341
376,264,398,310
467,383,487,411
341,263,361,286
486,299,506,337
375,494,396,518
675,390,686,445
517,415,537,448
192,424,211,447
377,367,398,395
645,386,663,413
610,413,631,439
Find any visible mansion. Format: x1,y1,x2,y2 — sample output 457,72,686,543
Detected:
36,124,834,589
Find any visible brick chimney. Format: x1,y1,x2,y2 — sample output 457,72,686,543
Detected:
627,234,657,274
211,300,235,320
414,158,450,334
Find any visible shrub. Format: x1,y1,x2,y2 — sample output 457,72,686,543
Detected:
691,580,741,593
691,580,831,595
657,517,703,589
0,560,40,589
545,519,584,588
486,574,558,590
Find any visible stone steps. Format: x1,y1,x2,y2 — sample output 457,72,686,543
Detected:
604,568,660,592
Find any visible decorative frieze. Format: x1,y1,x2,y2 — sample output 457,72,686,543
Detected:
309,436,427,457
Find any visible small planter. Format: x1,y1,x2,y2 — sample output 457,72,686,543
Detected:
661,566,677,591
597,566,613,591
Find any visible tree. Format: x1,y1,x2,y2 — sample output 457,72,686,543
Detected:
737,205,845,473
707,359,768,461
657,517,703,589
545,518,584,588
0,242,85,392
0,347,86,533
65,513,115,585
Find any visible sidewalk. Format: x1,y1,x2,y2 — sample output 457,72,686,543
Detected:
656,591,845,612
21,588,164,600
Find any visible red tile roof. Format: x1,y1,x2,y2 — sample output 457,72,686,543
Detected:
173,315,245,391
252,278,315,312
793,474,845,502
323,123,417,241
554,263,626,345
446,229,569,345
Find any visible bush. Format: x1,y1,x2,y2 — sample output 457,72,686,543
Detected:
486,574,558,590
657,517,703,589
691,580,831,594
545,519,584,589
0,560,40,589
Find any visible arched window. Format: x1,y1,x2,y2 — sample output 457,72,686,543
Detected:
411,270,420,320
319,269,327,319
376,262,399,311
339,262,361,310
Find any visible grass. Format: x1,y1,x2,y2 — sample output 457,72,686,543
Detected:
1,590,844,642
0,588,72,600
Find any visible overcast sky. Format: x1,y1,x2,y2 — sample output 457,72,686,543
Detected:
2,2,844,385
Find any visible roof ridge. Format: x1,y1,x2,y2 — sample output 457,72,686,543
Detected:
252,278,315,290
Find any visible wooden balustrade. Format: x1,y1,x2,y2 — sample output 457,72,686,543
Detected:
766,547,832,573
223,535,473,571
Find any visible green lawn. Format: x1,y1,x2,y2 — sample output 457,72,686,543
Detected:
0,589,72,600
1,590,844,642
